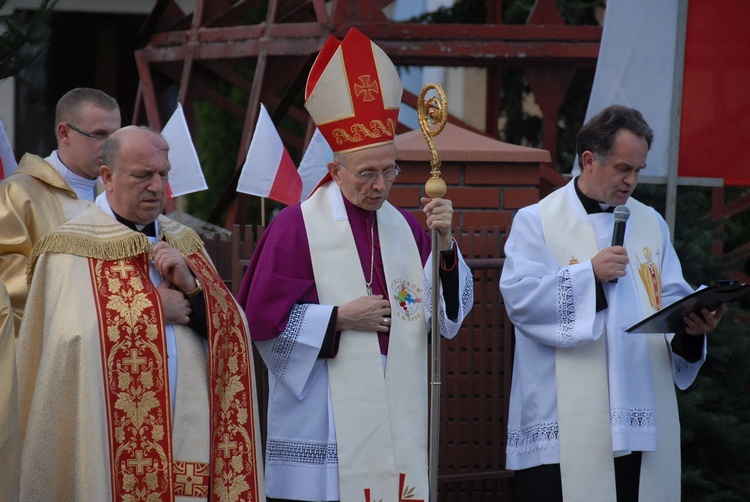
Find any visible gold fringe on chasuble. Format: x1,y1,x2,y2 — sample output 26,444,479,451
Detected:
26,210,204,286
27,230,150,286
157,216,205,257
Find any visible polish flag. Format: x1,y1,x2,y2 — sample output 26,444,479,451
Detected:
0,117,17,180
161,102,208,198
298,127,333,200
578,0,750,185
237,104,302,206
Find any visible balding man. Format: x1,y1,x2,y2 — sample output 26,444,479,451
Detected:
17,126,265,501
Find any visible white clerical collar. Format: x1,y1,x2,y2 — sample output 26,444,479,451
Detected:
95,192,161,237
47,150,97,201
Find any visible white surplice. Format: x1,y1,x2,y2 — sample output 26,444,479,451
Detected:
500,180,705,497
255,183,474,501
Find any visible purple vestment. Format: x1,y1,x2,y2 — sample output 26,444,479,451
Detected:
237,192,431,355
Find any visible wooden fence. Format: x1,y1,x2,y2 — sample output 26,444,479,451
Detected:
201,225,514,501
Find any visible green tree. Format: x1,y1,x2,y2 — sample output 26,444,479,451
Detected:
636,183,750,501
0,0,57,81
674,189,750,501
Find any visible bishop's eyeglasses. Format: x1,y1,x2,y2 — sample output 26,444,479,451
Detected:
336,161,401,183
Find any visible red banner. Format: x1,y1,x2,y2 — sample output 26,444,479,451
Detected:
679,1,750,185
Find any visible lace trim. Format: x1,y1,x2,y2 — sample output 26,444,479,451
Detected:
611,407,657,431
557,269,575,345
461,268,474,314
507,421,559,455
508,409,658,457
422,265,434,322
673,357,689,374
266,438,338,466
270,304,308,380
421,263,474,335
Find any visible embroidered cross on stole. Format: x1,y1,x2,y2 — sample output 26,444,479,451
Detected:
90,250,264,501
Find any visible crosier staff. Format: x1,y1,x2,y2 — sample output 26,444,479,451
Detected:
417,83,447,502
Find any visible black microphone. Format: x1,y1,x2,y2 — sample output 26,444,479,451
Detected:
611,205,630,247
610,205,630,283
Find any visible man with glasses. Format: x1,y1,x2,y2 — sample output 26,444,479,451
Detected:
237,28,473,502
0,87,120,335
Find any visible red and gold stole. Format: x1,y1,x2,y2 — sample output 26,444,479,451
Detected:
90,249,262,501
186,250,264,501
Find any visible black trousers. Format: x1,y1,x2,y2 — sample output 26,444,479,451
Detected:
511,451,642,502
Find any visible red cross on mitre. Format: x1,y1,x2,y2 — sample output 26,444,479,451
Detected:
304,28,403,154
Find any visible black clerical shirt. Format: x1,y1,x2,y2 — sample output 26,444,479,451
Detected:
574,177,614,313
113,211,208,339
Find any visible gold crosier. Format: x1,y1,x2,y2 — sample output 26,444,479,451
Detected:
417,83,448,502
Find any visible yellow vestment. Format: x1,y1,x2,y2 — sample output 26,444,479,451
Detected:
0,282,19,502
0,153,95,335
17,207,265,501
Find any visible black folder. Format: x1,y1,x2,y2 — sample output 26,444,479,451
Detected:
626,281,750,334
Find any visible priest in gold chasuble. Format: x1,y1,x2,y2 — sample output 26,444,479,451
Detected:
0,282,19,501
0,88,120,336
16,126,264,501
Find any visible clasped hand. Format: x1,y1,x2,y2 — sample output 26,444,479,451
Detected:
152,242,195,325
338,295,391,333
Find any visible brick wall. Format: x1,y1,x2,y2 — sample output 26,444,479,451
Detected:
386,126,570,499
209,124,568,501
389,159,565,255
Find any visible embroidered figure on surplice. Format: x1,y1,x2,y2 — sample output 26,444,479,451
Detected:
637,246,662,310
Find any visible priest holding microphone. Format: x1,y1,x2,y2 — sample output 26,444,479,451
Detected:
500,105,725,502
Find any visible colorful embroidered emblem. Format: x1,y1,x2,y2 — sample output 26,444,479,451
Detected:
636,246,662,310
391,279,423,322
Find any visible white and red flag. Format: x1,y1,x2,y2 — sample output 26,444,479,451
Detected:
578,0,750,185
0,116,17,180
161,102,208,198
237,104,302,206
298,127,333,200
